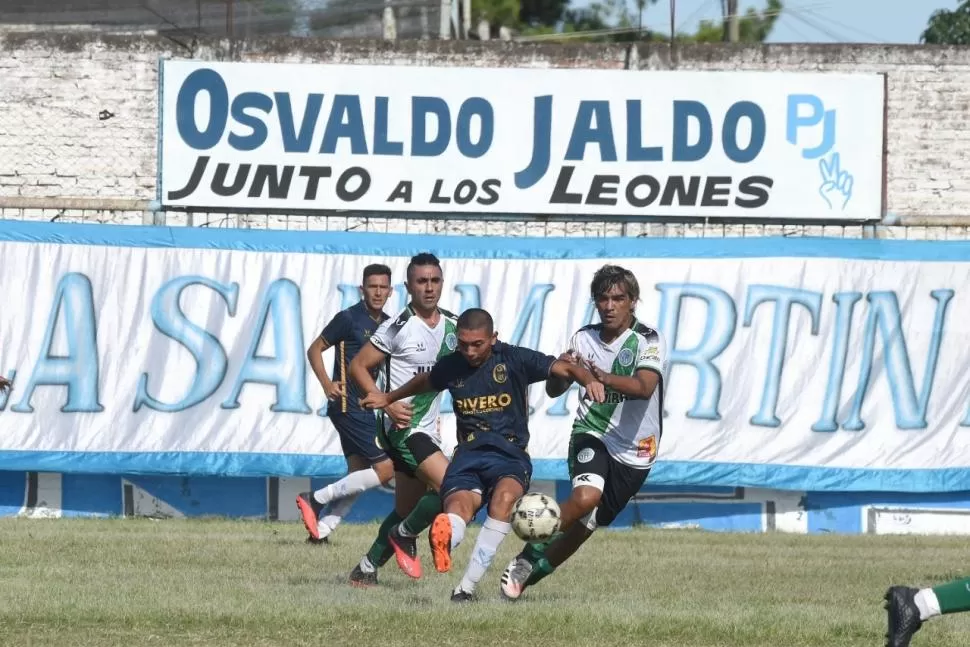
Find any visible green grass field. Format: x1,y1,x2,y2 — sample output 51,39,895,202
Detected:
2,518,969,647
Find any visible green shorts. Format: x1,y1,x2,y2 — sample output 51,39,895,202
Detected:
376,420,441,478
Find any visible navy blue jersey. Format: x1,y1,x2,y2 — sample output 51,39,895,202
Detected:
429,341,556,452
319,300,389,413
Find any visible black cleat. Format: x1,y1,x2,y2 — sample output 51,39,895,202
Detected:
884,586,923,647
349,564,378,588
451,588,475,603
305,536,329,545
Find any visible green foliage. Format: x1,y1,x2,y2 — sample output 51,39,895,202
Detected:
684,0,782,43
921,0,970,45
512,0,780,43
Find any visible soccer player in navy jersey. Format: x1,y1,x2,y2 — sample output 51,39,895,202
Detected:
361,308,606,601
296,264,409,544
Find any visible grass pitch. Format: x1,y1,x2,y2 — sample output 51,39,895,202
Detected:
2,518,969,646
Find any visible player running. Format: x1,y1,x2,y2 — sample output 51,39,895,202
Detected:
296,264,396,544
362,308,606,601
499,264,668,600
345,253,457,586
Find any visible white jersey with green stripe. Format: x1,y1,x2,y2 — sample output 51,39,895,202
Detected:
371,306,458,443
570,320,668,468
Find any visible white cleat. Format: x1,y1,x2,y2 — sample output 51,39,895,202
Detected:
500,556,534,600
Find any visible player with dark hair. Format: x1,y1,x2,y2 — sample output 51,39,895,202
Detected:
500,264,668,600
345,253,458,586
362,307,606,601
297,263,398,544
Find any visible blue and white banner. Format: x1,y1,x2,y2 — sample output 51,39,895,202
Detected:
1,221,969,492
159,61,885,220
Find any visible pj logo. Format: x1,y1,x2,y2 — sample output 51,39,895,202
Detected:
786,94,853,211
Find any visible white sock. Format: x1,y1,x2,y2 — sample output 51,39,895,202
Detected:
317,493,360,539
448,513,467,549
359,555,375,574
914,588,942,621
458,515,510,594
313,469,381,506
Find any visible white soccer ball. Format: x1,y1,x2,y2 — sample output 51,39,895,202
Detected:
511,492,561,542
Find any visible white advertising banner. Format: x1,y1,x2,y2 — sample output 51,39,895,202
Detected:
159,61,885,220
1,221,968,492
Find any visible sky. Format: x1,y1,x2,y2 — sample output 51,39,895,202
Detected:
575,0,962,43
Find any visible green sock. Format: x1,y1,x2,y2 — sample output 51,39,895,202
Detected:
933,577,970,614
525,556,556,587
400,491,442,536
366,511,403,567
523,534,561,561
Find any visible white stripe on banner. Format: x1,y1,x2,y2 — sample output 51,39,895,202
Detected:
0,222,969,492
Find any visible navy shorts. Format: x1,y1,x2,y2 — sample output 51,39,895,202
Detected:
441,443,532,501
330,410,386,464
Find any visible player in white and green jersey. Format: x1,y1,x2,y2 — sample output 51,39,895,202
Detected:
345,253,458,586
500,264,668,600
370,303,458,476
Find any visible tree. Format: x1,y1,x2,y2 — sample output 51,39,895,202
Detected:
921,1,970,45
512,0,780,43
685,0,782,43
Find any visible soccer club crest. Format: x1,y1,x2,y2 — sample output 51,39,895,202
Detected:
617,347,635,368
492,363,508,384
445,332,458,351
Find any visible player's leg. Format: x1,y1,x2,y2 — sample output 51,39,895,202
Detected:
315,454,394,542
502,435,648,600
428,447,486,576
386,433,450,578
349,424,423,586
350,470,424,587
885,576,970,647
297,414,392,541
451,470,526,602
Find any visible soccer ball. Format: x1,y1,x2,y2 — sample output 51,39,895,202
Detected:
510,492,561,541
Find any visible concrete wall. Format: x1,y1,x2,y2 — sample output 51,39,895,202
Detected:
1,32,970,227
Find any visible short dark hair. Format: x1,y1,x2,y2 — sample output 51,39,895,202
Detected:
362,264,391,283
406,252,442,282
590,265,640,302
457,308,494,334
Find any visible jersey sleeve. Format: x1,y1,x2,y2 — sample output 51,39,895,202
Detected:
565,330,581,355
512,346,557,384
369,317,397,355
636,331,667,375
429,354,460,392
319,310,352,346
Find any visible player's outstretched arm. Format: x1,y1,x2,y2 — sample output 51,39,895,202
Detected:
551,360,606,403
589,365,660,400
546,351,580,397
360,372,436,410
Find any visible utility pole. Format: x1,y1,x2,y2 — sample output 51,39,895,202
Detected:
725,0,740,42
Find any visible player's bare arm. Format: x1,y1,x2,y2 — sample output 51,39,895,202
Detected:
350,342,413,427
588,364,660,400
360,371,436,411
545,351,581,397
306,335,345,401
550,359,606,403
